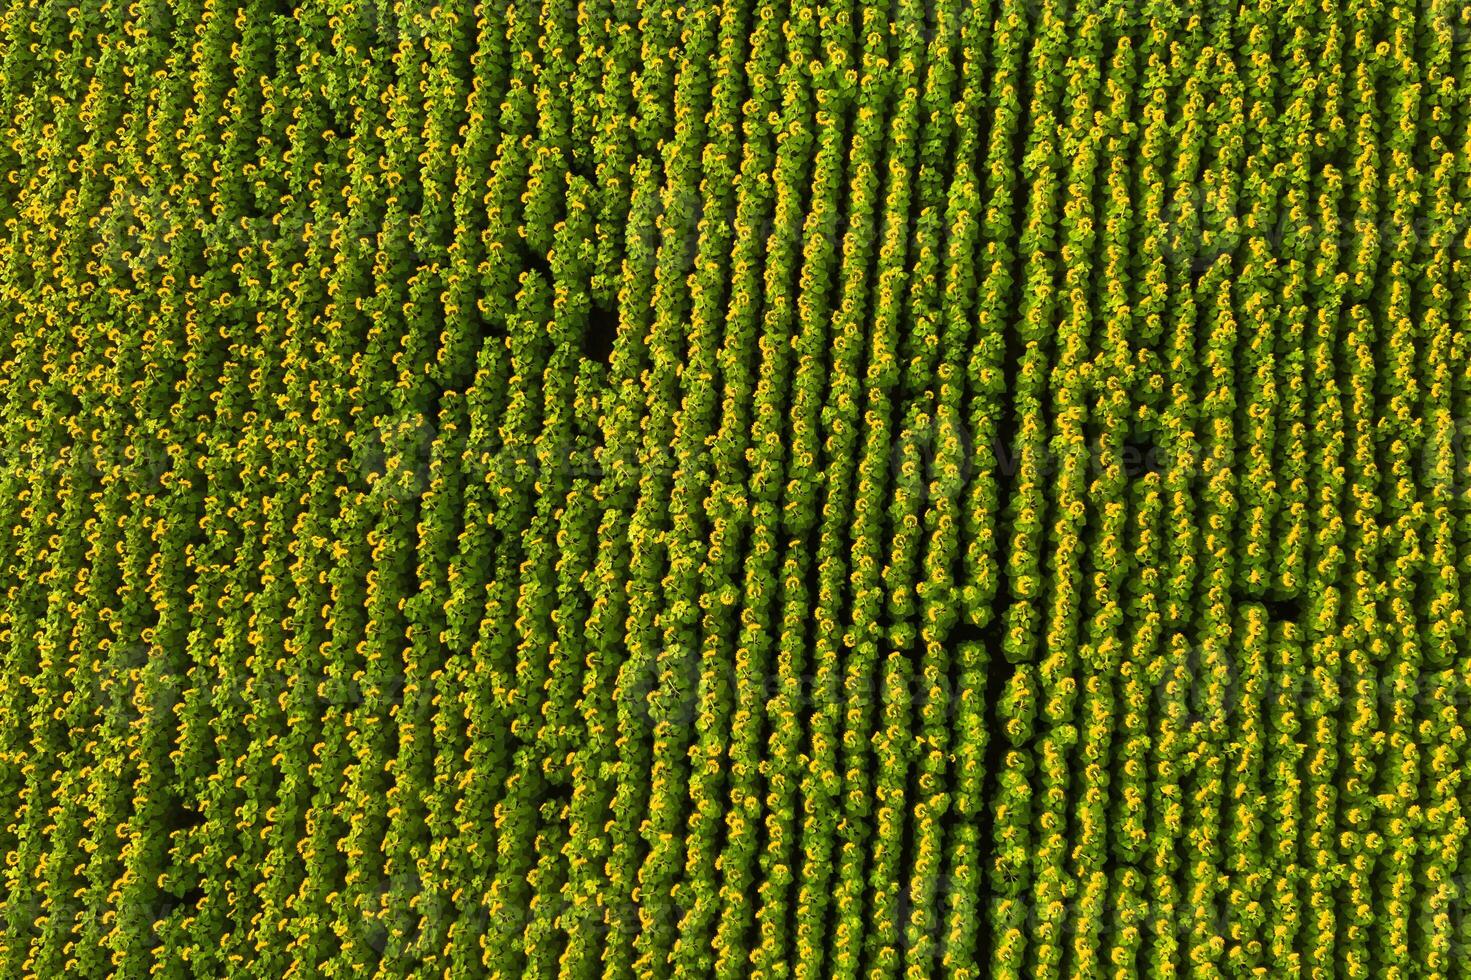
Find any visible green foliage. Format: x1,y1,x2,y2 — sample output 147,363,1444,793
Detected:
0,0,1467,976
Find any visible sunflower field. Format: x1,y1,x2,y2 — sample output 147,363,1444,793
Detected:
1,0,1470,976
